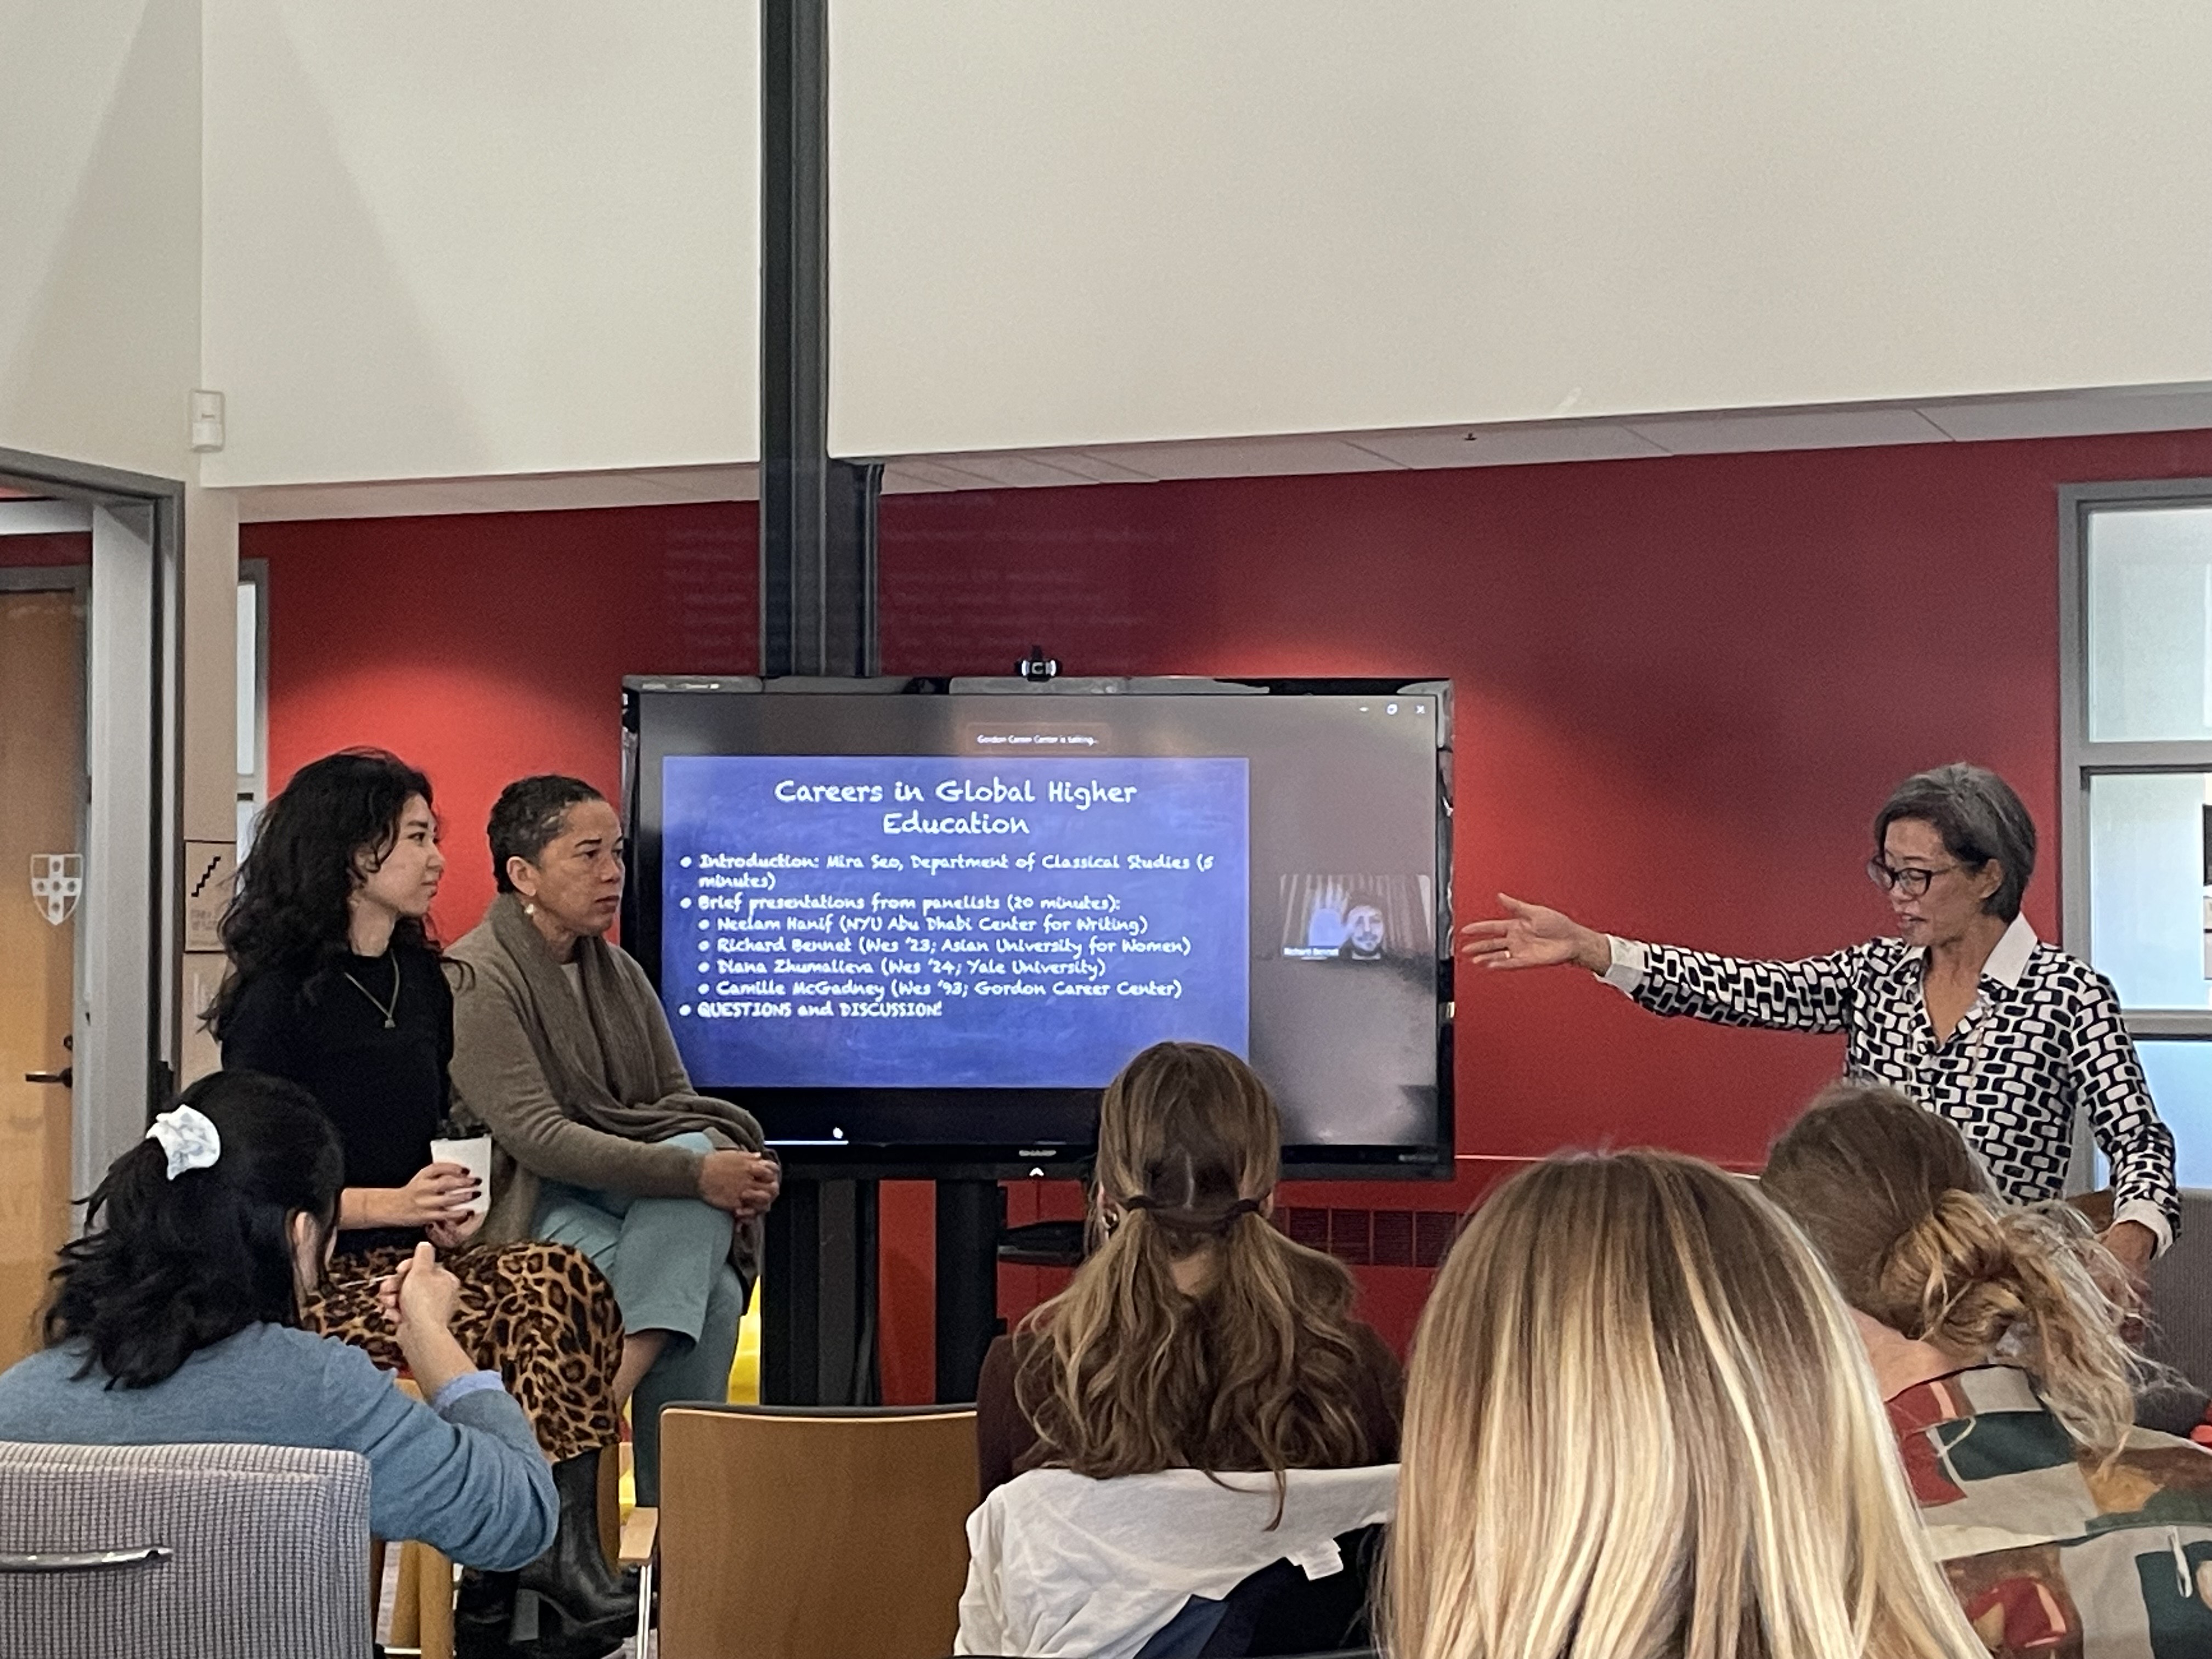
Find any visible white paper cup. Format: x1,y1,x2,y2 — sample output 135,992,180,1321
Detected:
429,1136,493,1217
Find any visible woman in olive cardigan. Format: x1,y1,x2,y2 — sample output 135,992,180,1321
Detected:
448,775,777,1505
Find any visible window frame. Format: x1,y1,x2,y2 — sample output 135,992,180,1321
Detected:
236,557,269,855
2061,478,2212,1192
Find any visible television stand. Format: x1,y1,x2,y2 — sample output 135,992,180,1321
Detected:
760,1176,877,1406
935,1178,1003,1402
764,1175,1086,1406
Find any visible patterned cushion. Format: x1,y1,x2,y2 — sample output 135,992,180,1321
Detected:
0,1441,371,1659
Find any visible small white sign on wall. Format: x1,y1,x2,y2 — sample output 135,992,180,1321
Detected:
30,854,82,926
184,840,238,953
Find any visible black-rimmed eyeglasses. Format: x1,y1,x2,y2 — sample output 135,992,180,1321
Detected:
1865,859,1961,899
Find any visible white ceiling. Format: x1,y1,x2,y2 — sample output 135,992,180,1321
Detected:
230,382,2212,523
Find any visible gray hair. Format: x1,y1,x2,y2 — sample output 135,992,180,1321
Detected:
1872,763,2036,923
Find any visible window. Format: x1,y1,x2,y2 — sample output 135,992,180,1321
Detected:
2064,485,2212,1188
237,561,268,855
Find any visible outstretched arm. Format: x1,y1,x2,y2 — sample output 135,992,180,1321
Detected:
1460,894,1863,1036
1458,894,1613,974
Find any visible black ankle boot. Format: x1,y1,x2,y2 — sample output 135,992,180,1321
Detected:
514,1452,636,1634
508,1585,629,1659
453,1568,517,1659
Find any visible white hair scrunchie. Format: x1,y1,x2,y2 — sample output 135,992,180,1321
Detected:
145,1104,222,1181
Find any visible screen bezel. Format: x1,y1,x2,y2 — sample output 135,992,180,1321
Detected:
620,675,1454,1180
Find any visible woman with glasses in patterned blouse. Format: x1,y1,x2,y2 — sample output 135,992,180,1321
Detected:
1459,761,2179,1277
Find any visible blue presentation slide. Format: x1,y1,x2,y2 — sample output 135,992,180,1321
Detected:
660,755,1250,1089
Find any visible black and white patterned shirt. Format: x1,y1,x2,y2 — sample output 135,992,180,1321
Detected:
1601,915,2180,1246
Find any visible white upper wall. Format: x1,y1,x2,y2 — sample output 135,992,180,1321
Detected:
0,0,200,481
171,0,2212,484
199,1,758,488
828,0,2212,456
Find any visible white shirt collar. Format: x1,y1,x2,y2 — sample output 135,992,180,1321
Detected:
1982,913,2039,986
1898,913,2039,987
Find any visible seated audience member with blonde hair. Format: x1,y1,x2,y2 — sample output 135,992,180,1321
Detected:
1762,1081,2212,1655
961,1042,1402,1658
0,1070,556,1570
1388,1149,1986,1659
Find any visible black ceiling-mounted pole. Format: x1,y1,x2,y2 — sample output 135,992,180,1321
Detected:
760,0,879,679
759,0,881,1405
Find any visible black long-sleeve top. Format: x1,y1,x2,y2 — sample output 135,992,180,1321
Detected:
219,943,454,1257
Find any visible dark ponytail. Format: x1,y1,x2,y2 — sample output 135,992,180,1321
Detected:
43,1070,345,1388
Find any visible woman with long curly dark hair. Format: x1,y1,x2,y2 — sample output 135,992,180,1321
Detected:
214,750,463,1242
215,749,635,1654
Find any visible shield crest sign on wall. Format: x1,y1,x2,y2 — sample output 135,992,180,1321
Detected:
30,854,82,927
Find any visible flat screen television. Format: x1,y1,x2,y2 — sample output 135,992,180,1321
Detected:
621,675,1453,1178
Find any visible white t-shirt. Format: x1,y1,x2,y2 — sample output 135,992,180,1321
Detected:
956,1463,1397,1659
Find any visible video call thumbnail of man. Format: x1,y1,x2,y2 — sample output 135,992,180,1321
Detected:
1254,870,1439,1149
1278,874,1436,963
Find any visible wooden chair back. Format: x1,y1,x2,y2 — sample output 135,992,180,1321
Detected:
658,1403,977,1659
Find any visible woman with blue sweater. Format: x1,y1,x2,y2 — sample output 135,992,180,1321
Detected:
0,1069,556,1572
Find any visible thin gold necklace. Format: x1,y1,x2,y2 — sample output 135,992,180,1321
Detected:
342,955,400,1030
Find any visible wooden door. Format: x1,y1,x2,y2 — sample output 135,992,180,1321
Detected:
0,584,85,1365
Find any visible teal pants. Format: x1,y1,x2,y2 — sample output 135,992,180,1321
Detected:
533,1133,744,1506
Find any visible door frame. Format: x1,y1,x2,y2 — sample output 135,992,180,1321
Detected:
0,445,183,1206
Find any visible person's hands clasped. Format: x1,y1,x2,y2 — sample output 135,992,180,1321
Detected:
1458,894,1613,975
698,1149,780,1218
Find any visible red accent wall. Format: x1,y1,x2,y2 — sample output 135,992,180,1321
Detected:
256,502,760,932
253,430,2212,1400
0,534,90,567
